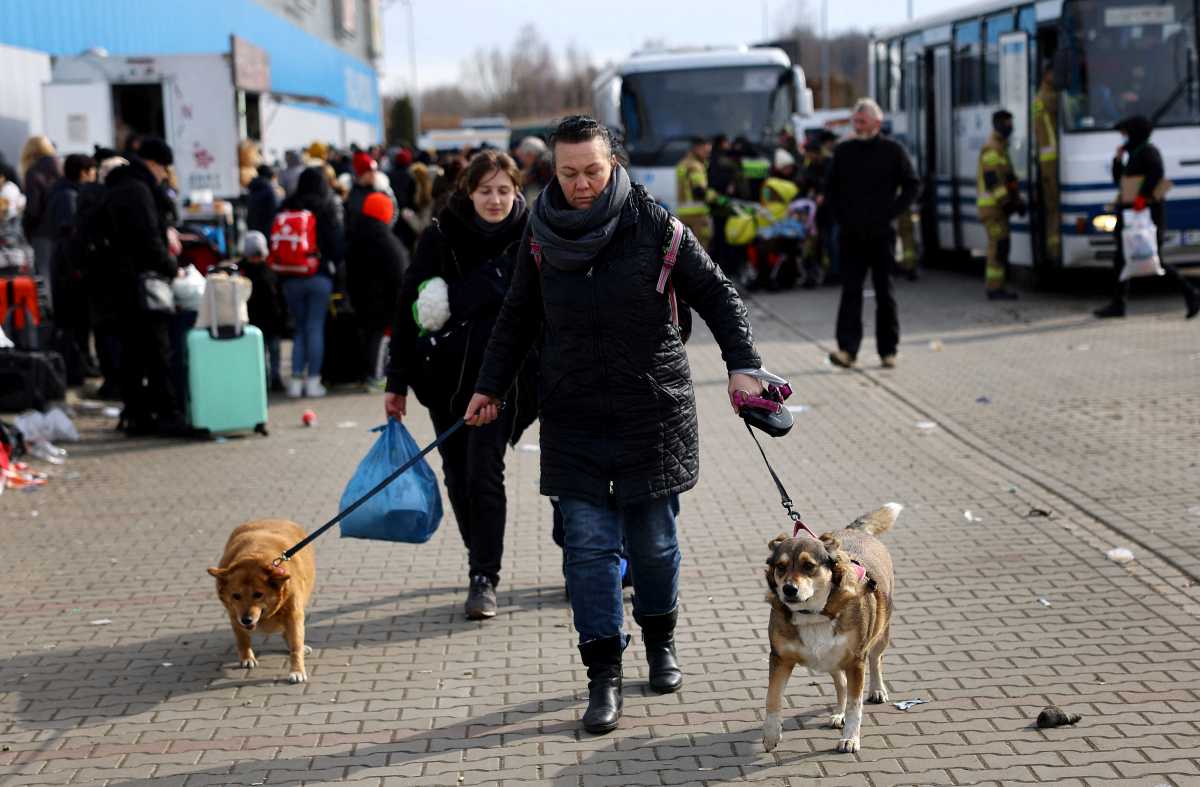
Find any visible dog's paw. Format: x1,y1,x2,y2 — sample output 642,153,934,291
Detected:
867,687,889,704
829,712,845,729
239,655,258,669
302,645,313,655
837,736,861,753
762,714,782,752
287,670,308,684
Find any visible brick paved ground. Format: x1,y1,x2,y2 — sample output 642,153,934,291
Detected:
2,270,1199,786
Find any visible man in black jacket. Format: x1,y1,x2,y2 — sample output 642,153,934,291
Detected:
825,98,919,369
464,116,765,735
102,138,183,435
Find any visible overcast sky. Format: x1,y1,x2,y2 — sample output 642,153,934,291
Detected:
379,0,965,94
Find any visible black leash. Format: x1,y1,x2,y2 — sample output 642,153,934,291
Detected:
273,417,466,566
743,421,818,540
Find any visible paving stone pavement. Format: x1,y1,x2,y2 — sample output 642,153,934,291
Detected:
2,270,1199,786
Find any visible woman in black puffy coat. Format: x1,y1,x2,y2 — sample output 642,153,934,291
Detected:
383,150,533,621
466,116,766,734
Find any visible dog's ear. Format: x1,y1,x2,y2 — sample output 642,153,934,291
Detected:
767,532,790,554
207,567,227,578
819,531,841,553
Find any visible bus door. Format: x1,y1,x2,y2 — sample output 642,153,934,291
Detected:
932,45,957,250
999,30,1032,265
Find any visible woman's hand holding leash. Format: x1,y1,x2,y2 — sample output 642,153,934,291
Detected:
728,373,764,413
465,393,502,426
384,393,406,422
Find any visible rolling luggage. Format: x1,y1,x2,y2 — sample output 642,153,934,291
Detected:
186,276,268,436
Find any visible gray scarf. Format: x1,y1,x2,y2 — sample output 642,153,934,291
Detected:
529,164,631,271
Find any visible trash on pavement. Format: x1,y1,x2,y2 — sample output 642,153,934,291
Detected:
963,510,981,523
90,619,112,625
1036,706,1082,728
915,420,938,431
1106,547,1135,564
893,699,929,711
27,442,67,464
15,409,80,443
928,339,944,351
302,409,317,427
336,421,358,429
975,396,991,404
1026,508,1052,518
1037,597,1052,607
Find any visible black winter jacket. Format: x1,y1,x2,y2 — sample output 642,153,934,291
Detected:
386,193,529,416
94,158,177,318
21,155,62,241
245,175,280,237
475,183,761,506
826,135,919,237
281,167,345,279
347,215,408,332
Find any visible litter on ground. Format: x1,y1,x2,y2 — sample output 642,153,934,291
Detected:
928,339,944,351
963,510,981,523
90,619,112,626
893,699,929,711
1037,597,1052,607
786,405,810,414
1106,547,1135,564
915,421,938,431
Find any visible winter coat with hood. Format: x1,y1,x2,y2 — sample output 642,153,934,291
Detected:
281,166,345,279
94,157,178,319
386,192,530,418
474,179,760,507
21,155,62,241
245,174,280,237
347,208,409,332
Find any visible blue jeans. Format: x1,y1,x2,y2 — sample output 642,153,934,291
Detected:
282,276,333,377
558,495,681,643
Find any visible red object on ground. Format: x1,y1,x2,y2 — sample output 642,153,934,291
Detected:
302,410,317,427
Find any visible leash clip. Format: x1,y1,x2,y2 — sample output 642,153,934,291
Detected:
271,555,290,568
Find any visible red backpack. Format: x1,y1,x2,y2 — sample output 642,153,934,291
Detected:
268,209,319,276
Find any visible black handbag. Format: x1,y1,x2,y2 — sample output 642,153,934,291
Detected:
0,349,67,411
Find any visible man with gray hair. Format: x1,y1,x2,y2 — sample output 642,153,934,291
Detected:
825,97,919,369
515,135,553,202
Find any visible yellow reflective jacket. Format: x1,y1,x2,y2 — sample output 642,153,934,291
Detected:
976,132,1015,210
675,153,713,217
1033,83,1058,163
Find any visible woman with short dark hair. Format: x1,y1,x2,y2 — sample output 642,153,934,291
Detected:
466,115,766,734
384,149,532,620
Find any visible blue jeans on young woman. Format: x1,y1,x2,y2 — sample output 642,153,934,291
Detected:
557,494,681,643
282,275,333,378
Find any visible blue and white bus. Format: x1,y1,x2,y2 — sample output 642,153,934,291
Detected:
871,0,1200,272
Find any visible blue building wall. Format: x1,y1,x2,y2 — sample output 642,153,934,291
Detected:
0,0,380,130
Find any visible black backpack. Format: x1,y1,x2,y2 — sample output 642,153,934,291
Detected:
68,183,115,278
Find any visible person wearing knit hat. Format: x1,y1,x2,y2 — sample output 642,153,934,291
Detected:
346,190,408,390
352,151,377,179
237,229,287,392
305,141,328,163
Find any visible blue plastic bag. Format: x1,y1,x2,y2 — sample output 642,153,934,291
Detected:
339,421,443,543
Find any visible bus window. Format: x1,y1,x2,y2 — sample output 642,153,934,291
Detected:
985,11,1016,103
1059,0,1199,130
890,40,904,111
955,20,983,106
1018,5,1037,35
875,42,891,109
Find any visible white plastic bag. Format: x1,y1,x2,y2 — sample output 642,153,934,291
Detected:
171,264,206,312
1119,209,1165,281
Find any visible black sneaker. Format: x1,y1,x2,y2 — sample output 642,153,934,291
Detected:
465,575,497,620
1093,300,1126,319
986,289,1019,301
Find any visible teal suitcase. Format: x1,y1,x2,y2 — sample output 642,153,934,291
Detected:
186,325,269,436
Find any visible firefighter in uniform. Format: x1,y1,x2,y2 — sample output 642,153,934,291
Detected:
976,110,1026,300
675,137,716,249
1032,65,1061,261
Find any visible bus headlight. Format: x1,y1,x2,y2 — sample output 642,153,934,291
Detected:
1092,214,1118,233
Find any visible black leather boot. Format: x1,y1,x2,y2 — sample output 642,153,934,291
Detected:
635,608,683,693
579,635,623,734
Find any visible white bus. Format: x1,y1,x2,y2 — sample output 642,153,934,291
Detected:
871,0,1200,272
593,47,814,209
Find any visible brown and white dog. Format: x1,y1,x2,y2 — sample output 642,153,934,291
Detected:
761,503,899,753
208,519,315,684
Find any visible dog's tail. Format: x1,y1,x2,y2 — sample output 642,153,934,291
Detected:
849,502,902,537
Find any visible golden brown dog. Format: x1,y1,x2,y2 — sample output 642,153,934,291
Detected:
761,503,899,753
208,519,315,684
